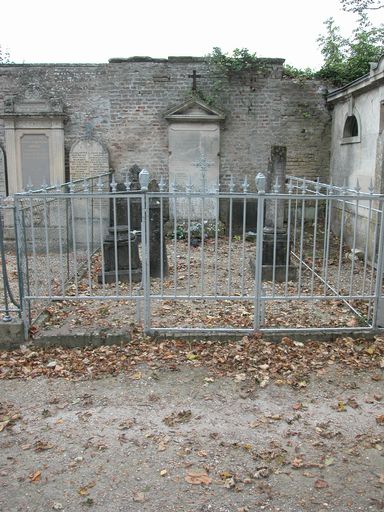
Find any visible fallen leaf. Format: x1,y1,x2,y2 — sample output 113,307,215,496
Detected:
314,479,329,489
132,491,145,502
29,470,42,483
78,482,95,496
291,458,304,468
185,470,212,485
163,410,192,426
376,414,384,425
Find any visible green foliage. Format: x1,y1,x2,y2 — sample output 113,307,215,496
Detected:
202,47,271,107
206,47,266,75
0,45,10,64
341,0,383,13
317,14,384,85
282,65,317,80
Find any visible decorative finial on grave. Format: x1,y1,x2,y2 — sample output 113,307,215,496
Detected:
188,69,201,93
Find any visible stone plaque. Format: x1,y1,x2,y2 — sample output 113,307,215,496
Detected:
0,147,5,195
20,134,50,189
70,139,109,181
169,123,220,220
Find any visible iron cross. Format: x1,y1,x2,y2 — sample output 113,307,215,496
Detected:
188,69,201,92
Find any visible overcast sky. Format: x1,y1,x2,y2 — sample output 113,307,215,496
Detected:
1,0,382,69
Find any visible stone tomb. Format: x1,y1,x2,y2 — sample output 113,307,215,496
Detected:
69,138,109,182
165,98,225,220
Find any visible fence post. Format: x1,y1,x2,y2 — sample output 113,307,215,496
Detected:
139,169,151,334
13,196,28,338
0,205,12,322
254,173,266,330
373,198,384,328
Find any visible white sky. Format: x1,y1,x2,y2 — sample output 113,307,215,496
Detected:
1,0,382,69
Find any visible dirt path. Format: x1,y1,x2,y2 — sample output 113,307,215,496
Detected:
0,339,383,512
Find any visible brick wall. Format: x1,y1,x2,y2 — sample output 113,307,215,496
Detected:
0,57,331,191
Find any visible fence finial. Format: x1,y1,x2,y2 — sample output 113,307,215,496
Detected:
229,175,235,193
139,169,150,191
242,175,249,193
255,173,265,193
110,174,117,193
124,171,131,191
186,175,193,194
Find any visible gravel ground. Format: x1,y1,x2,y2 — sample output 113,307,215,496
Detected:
0,360,383,512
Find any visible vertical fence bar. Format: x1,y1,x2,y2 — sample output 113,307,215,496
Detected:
285,185,293,296
142,192,151,332
14,200,28,338
213,190,219,297
322,187,332,295
69,192,79,295
98,192,106,294
310,193,320,296
56,194,66,296
84,192,92,295
254,174,266,330
240,196,247,295
227,194,233,295
200,194,205,297
373,202,384,328
336,191,347,295
112,196,119,295
0,207,11,321
349,187,360,297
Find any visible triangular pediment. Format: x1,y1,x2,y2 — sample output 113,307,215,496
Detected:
164,97,225,122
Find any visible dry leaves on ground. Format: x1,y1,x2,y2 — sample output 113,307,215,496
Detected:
0,334,383,386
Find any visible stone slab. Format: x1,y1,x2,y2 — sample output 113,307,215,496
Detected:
69,139,109,181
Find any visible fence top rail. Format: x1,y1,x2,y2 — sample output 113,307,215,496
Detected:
286,175,379,197
13,172,111,196
7,171,384,201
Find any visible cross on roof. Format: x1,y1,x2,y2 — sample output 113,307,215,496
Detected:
188,69,201,92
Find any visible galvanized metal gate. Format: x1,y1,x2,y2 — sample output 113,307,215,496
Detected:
5,172,384,337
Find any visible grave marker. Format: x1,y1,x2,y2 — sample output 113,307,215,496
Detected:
70,139,109,181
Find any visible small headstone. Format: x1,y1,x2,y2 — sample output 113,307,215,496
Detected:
69,139,109,181
98,227,142,284
262,146,296,281
0,147,5,196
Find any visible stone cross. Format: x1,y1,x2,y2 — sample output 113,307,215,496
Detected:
188,70,201,92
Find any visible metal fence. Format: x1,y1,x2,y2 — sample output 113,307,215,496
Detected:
2,170,384,338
